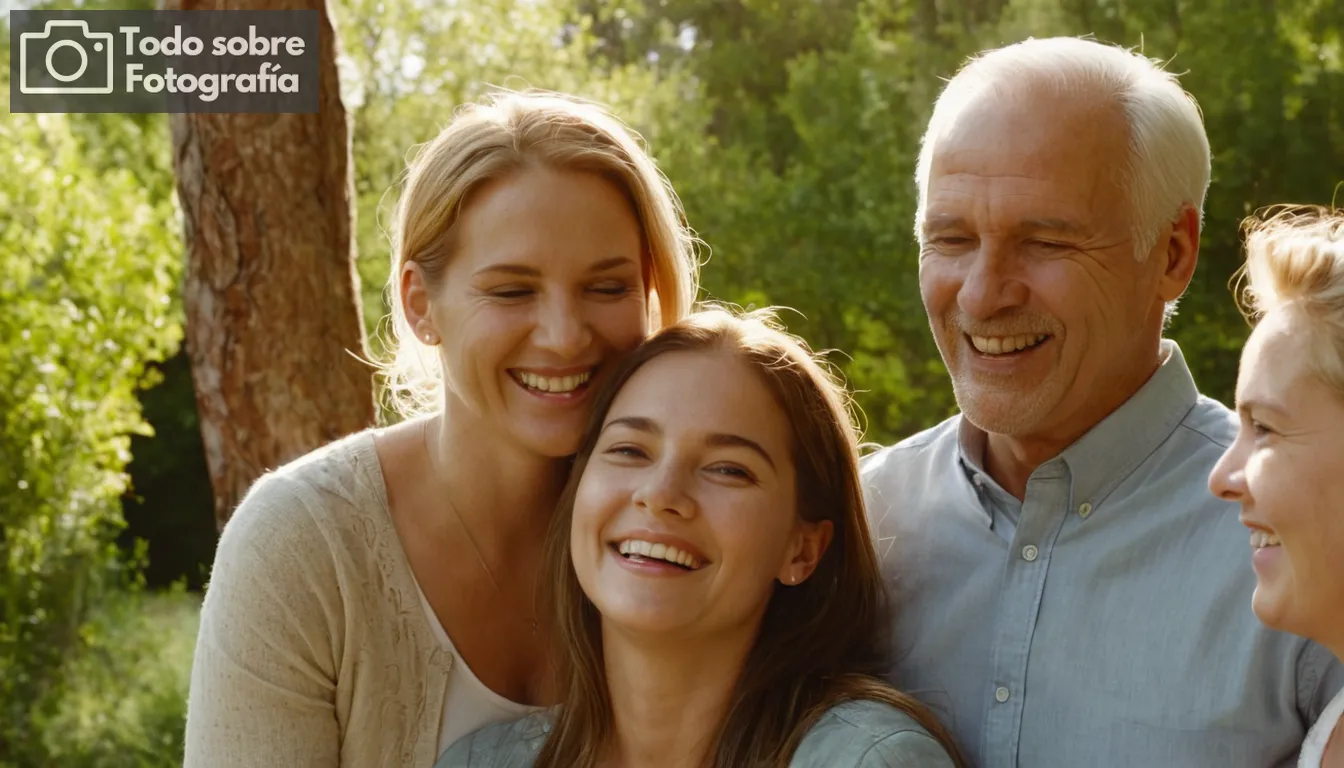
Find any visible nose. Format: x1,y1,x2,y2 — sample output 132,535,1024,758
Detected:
1208,441,1248,502
532,291,592,359
957,245,1028,320
631,462,696,519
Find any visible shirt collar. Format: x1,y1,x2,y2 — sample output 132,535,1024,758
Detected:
955,339,1200,508
1061,339,1199,507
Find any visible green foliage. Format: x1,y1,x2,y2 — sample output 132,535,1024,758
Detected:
35,589,198,768
0,108,182,759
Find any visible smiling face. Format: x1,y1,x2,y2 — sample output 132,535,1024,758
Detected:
570,349,826,639
404,165,650,457
1209,306,1344,642
918,87,1188,441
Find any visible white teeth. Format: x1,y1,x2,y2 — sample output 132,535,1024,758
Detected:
516,370,591,393
617,539,701,569
970,333,1049,355
1250,531,1282,549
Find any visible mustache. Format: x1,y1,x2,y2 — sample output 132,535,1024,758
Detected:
946,311,1060,337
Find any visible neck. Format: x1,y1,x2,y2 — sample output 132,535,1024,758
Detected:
601,623,757,768
983,340,1163,500
424,403,569,550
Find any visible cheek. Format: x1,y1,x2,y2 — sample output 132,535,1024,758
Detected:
1243,451,1317,536
590,298,650,351
712,495,795,579
1022,262,1087,321
570,466,627,557
444,305,527,369
918,260,960,320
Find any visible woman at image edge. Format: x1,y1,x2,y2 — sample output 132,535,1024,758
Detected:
440,308,963,768
182,91,701,767
1210,205,1344,768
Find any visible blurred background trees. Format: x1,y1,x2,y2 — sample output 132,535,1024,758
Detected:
1,0,1341,763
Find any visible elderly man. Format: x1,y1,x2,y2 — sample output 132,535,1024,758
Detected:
862,37,1344,767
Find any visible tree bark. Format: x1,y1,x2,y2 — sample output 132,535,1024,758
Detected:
168,0,374,528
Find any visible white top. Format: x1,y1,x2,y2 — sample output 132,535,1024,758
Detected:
412,579,541,757
1301,685,1344,767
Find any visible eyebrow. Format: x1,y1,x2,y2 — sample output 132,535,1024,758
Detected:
1020,218,1086,235
920,215,1086,236
602,415,777,470
1237,397,1291,419
473,256,637,278
921,215,967,236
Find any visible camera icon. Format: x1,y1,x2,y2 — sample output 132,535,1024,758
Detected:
19,20,115,95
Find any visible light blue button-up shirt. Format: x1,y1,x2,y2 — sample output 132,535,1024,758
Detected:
861,340,1344,767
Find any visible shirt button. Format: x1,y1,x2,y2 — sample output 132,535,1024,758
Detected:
995,686,1011,703
1021,544,1038,561
1079,502,1093,518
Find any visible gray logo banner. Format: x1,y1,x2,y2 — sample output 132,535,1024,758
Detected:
10,10,320,114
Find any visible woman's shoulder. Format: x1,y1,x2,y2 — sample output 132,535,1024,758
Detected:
435,712,552,768
222,429,386,543
209,428,396,593
792,699,955,768
1300,686,1344,766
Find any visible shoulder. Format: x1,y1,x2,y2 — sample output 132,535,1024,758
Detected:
1176,393,1238,451
208,429,389,599
792,700,955,768
859,416,960,479
220,429,384,552
436,713,551,768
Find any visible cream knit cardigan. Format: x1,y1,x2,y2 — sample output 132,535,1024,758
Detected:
184,430,451,767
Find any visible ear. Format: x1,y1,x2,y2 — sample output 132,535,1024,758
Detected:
777,519,834,587
400,261,440,346
1157,204,1200,303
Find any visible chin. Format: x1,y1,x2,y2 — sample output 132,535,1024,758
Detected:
594,595,698,636
511,425,587,459
1250,584,1295,634
959,397,1047,436
602,612,690,637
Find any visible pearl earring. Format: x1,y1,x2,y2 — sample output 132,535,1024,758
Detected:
422,332,439,345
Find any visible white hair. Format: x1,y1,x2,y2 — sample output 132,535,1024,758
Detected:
913,37,1212,324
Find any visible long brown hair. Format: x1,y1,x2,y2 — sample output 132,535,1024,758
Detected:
534,307,964,768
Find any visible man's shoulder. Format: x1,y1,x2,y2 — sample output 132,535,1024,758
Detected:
1177,393,1238,451
860,415,960,477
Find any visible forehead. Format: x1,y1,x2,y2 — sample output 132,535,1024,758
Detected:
1239,307,1313,400
924,90,1129,225
455,166,642,271
608,350,792,447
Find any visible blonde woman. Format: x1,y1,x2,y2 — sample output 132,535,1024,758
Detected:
183,91,701,767
1210,205,1344,768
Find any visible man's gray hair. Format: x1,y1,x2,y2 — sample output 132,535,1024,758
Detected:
913,37,1211,324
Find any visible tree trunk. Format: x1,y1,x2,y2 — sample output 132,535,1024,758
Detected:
168,0,374,529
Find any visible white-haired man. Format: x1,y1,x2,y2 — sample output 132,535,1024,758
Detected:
863,37,1344,766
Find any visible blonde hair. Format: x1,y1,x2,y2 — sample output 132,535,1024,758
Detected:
382,90,701,417
1236,204,1344,393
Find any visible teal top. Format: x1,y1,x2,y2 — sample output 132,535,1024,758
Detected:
435,699,956,768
